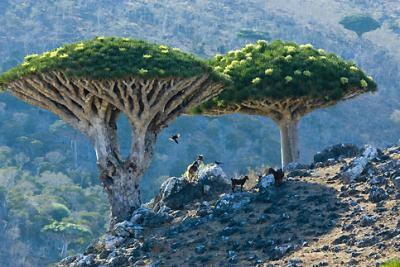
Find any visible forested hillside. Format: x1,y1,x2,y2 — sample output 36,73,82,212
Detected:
0,0,400,265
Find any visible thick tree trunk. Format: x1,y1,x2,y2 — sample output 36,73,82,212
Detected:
278,118,300,167
8,73,224,230
93,120,156,229
100,162,142,227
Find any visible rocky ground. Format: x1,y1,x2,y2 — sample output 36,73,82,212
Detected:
60,144,400,267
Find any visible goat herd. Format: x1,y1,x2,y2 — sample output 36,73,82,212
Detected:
185,155,285,192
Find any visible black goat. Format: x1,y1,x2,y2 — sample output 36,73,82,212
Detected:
231,176,249,192
268,168,284,186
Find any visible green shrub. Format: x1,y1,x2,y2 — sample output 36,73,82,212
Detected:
382,259,400,267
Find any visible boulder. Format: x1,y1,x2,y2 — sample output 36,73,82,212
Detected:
149,164,230,211
113,221,136,237
314,144,360,163
198,164,228,181
368,187,389,203
59,256,77,266
109,221,145,242
342,145,379,183
130,207,172,227
284,162,307,172
359,215,376,227
148,177,197,211
362,145,380,159
214,192,254,215
75,254,96,267
257,174,274,191
103,234,126,250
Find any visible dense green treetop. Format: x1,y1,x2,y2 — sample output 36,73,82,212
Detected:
237,29,271,41
0,37,227,88
340,14,380,37
42,221,91,236
195,40,376,113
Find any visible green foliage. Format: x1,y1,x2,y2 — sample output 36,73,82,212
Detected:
382,259,400,267
0,37,228,88
44,203,71,221
0,154,107,265
42,221,91,237
340,14,380,37
195,40,376,113
237,29,271,41
0,146,12,164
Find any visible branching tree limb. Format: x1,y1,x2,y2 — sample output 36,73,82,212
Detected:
0,37,228,227
196,40,376,167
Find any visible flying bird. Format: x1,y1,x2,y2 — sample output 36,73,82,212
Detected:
169,133,180,144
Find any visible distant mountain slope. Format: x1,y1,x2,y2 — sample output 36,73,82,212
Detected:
0,0,399,195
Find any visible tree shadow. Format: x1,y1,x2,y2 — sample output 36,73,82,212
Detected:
247,180,347,261
150,180,348,266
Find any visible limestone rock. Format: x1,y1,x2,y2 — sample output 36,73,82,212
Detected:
342,145,379,183
149,164,230,211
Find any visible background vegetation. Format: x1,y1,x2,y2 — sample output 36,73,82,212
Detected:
1,0,400,266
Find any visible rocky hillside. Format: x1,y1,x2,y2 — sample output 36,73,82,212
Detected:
60,144,400,266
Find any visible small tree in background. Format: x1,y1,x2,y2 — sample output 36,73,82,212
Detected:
237,29,271,41
195,40,376,166
44,203,71,221
340,14,380,37
0,37,227,227
42,221,91,257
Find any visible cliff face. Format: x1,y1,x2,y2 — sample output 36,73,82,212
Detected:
60,145,400,267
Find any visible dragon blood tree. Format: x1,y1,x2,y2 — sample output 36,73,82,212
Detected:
195,40,376,167
339,14,380,37
0,37,227,226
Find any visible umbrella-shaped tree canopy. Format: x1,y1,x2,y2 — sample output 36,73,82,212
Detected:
194,40,376,166
339,14,380,37
0,37,228,226
0,36,223,83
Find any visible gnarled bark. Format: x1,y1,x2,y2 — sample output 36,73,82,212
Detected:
7,71,225,228
94,122,156,226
